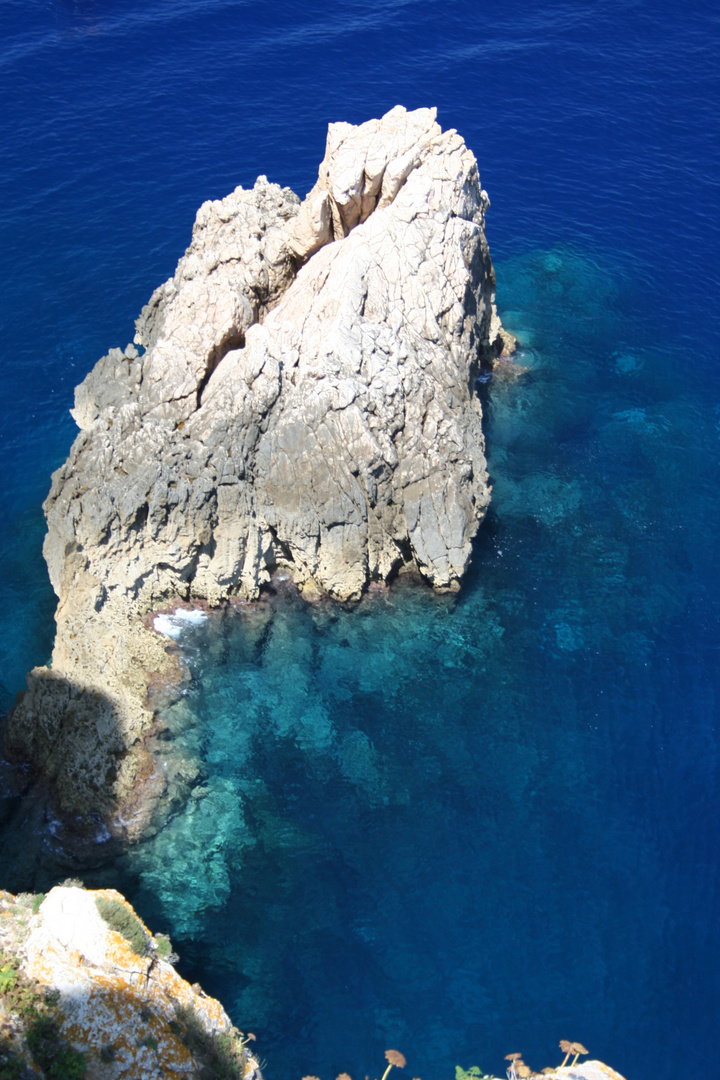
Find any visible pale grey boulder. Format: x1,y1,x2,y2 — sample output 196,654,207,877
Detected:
7,106,507,826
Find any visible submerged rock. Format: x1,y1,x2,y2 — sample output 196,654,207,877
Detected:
6,106,506,827
0,885,261,1079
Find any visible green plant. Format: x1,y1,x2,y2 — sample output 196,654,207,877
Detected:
154,933,173,959
141,1035,159,1051
456,1068,493,1080
0,952,42,1016
0,1053,26,1080
26,1014,86,1079
0,947,86,1080
172,1005,250,1080
8,983,40,1020
31,893,45,915
215,1030,253,1077
95,897,147,956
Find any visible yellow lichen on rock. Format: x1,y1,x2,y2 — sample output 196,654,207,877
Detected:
3,884,261,1080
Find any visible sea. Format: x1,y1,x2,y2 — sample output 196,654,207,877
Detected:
1,3,719,1079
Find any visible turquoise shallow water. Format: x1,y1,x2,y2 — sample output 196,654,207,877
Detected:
76,247,717,1080
1,3,719,1080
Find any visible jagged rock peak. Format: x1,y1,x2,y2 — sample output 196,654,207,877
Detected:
6,106,508,827
51,105,503,609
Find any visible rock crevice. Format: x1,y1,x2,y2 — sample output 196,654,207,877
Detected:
6,106,509,826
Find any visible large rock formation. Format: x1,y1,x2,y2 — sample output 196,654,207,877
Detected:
6,106,509,828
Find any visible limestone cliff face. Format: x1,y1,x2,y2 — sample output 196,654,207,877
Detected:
0,885,261,1080
6,106,507,826
52,105,500,606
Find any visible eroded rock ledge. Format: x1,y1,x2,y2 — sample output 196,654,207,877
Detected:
6,106,512,828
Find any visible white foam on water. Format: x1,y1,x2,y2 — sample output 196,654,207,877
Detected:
153,608,208,638
172,608,208,625
153,614,180,638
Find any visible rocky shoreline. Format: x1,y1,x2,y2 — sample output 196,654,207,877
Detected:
0,103,634,1080
4,106,514,839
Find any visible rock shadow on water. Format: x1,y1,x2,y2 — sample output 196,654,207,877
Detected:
0,665,200,893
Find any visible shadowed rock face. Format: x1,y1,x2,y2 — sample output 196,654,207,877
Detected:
6,106,506,826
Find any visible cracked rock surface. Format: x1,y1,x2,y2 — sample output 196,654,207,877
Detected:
6,106,506,825
0,886,262,1079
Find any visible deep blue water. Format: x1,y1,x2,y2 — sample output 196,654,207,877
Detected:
1,3,719,1080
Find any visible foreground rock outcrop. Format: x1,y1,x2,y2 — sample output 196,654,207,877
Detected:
535,1066,625,1080
0,885,261,1079
6,106,511,829
2,888,628,1080
490,1065,625,1080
